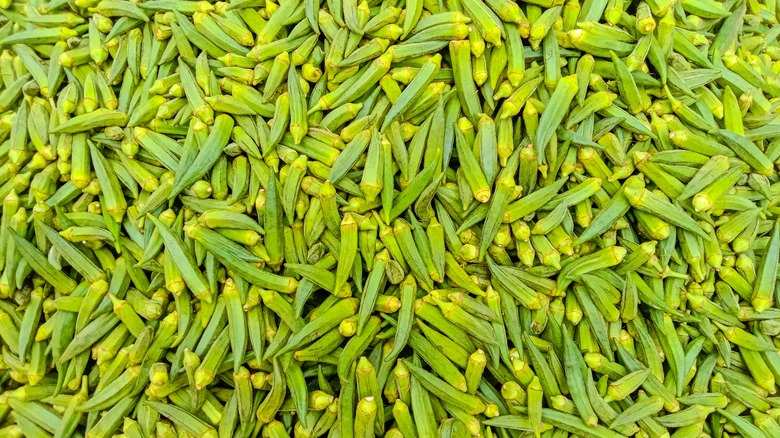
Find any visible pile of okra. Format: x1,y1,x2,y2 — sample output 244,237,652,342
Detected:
2,0,780,436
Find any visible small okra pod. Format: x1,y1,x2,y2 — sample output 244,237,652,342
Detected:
449,41,481,123
527,375,544,438
610,395,665,430
464,350,487,395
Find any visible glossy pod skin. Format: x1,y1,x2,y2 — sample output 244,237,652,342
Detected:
4,0,780,436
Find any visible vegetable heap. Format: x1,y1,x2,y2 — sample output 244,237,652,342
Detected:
2,0,780,437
